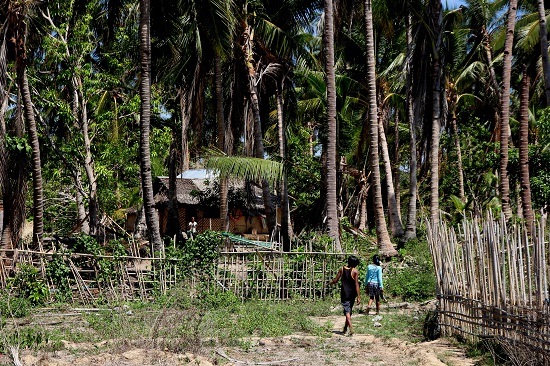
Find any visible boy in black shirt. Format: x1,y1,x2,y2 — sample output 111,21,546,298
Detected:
330,255,361,336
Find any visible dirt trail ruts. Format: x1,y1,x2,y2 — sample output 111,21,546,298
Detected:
8,314,476,366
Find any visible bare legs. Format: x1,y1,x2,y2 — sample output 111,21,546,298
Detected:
366,296,380,314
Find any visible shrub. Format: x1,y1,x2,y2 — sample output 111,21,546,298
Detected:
385,239,436,302
9,264,49,305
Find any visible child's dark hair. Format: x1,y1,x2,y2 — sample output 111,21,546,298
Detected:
373,254,381,265
347,255,360,268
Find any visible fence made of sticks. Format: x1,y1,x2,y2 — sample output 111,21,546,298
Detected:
427,214,550,359
0,244,349,304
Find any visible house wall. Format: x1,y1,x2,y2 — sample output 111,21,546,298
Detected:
152,206,279,237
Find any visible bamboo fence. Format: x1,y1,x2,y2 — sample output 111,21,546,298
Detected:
0,244,348,303
427,213,550,358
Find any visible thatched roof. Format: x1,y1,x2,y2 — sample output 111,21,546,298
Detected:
153,176,275,210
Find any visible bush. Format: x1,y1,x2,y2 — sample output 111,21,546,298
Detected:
385,239,436,302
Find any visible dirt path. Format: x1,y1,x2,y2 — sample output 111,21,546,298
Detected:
11,314,476,366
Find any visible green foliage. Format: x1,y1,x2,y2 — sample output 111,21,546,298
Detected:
385,240,436,302
9,264,49,305
0,328,49,353
162,231,221,281
0,293,31,318
45,253,72,302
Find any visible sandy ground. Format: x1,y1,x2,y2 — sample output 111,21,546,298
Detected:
6,313,477,366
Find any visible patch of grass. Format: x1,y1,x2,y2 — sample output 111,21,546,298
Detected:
354,311,426,342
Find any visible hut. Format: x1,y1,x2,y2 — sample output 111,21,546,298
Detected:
152,170,280,241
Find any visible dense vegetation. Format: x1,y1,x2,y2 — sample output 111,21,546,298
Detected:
0,0,549,254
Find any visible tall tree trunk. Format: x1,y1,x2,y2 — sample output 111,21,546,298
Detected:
499,0,518,220
276,81,293,250
215,54,229,232
364,0,397,256
76,79,99,237
75,170,90,234
393,111,401,218
519,68,534,234
429,0,443,228
242,25,277,236
324,0,342,251
537,0,550,105
379,110,404,237
166,131,180,238
450,109,465,200
139,0,163,251
19,68,43,248
404,14,417,241
179,89,190,172
357,174,368,231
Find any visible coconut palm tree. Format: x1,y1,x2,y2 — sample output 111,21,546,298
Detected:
6,0,44,248
498,0,519,220
518,67,534,233
364,0,397,256
139,0,163,251
323,0,342,251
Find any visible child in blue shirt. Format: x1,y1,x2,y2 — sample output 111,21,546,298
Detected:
364,254,383,314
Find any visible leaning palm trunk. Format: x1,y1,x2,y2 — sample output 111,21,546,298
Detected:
139,0,163,251
364,0,397,256
379,113,404,237
19,68,44,248
404,14,417,241
499,0,518,220
324,0,342,251
537,0,550,105
519,69,534,234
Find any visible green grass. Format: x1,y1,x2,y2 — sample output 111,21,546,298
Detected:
354,311,426,343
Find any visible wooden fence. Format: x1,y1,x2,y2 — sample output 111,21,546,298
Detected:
0,245,348,303
427,214,550,360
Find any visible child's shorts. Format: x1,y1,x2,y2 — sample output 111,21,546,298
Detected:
342,299,355,314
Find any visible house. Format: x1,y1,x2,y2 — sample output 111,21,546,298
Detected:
151,170,280,240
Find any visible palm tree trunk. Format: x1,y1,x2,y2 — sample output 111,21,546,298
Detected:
379,110,404,237
179,89,190,172
519,68,534,234
276,81,294,249
364,0,396,256
537,0,550,105
214,54,229,232
393,111,401,218
404,14,417,241
429,0,443,228
19,68,44,248
357,176,368,231
248,75,277,234
450,110,465,200
499,0,518,220
139,0,163,251
166,131,181,238
324,0,342,251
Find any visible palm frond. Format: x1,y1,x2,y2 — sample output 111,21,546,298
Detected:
205,155,284,187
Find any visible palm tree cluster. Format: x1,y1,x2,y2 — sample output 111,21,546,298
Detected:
0,0,549,255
